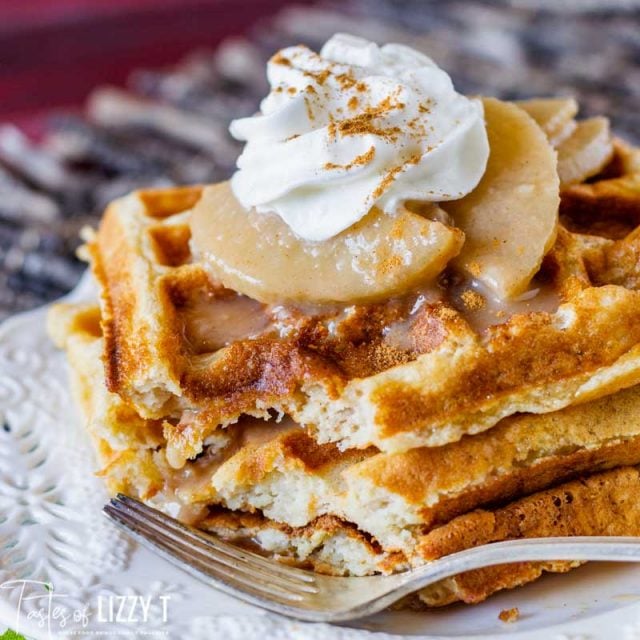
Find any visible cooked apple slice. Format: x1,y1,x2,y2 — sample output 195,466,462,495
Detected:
516,97,578,146
557,117,614,187
517,100,614,185
190,182,464,304
443,97,560,299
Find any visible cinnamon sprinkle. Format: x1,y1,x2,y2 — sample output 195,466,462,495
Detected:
324,146,376,171
304,98,316,122
339,114,399,139
418,99,434,113
303,69,331,85
377,254,403,277
460,289,485,311
367,341,413,371
467,261,482,277
271,52,292,67
333,72,368,93
371,153,421,200
334,97,404,141
407,117,427,138
335,72,357,89
371,165,403,200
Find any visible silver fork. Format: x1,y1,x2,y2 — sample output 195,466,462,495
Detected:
104,494,640,622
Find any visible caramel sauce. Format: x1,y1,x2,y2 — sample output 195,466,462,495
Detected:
236,415,300,446
181,290,272,353
449,277,560,334
171,439,229,503
180,268,560,359
382,289,444,351
380,275,560,349
172,415,299,501
175,503,210,526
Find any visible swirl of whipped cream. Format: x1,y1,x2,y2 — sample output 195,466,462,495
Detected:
229,33,489,242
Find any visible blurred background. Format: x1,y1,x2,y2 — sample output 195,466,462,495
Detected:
0,0,638,319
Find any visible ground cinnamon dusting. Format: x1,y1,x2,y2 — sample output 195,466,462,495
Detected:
467,261,482,277
435,305,459,321
369,341,413,370
460,289,485,311
332,96,404,141
304,69,331,85
324,146,376,171
271,52,292,66
334,72,367,93
377,255,403,276
335,72,357,89
371,153,421,200
371,166,403,200
337,115,401,139
304,98,316,122
327,117,337,138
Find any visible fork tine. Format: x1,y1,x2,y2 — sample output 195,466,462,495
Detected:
114,494,316,584
105,501,317,595
104,503,311,606
108,496,318,592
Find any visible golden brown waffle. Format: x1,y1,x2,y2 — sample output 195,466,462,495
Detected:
48,301,405,577
213,383,640,551
191,464,640,608
48,111,640,609
49,300,640,606
83,140,640,467
203,463,640,610
416,466,640,606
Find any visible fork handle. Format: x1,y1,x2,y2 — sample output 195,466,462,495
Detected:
398,536,640,593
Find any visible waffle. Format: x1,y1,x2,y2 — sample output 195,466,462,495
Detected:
49,103,640,608
49,300,640,606
47,301,407,578
83,140,640,467
417,466,640,606
204,461,640,610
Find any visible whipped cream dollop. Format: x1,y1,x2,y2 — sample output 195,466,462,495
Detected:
229,33,489,242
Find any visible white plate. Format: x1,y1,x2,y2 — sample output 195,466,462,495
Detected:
1,274,640,640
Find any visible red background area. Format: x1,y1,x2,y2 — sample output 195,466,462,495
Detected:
0,0,300,123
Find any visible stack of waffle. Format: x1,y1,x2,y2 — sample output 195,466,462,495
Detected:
49,125,640,607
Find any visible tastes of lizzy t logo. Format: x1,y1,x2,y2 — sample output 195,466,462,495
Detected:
0,580,171,638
